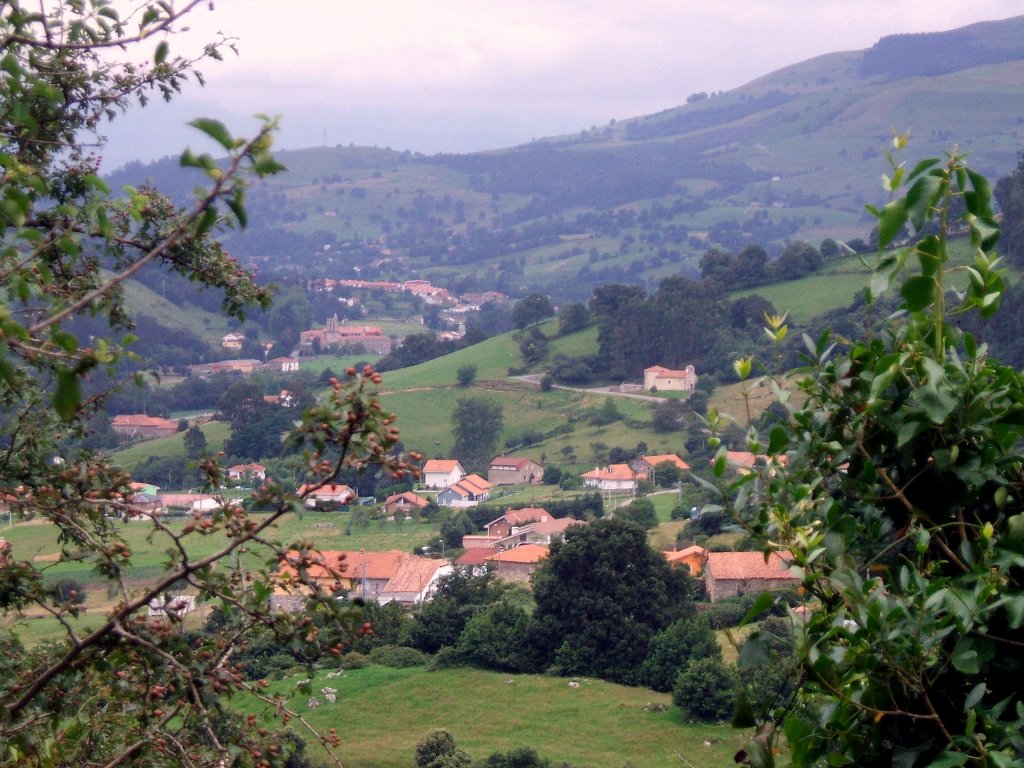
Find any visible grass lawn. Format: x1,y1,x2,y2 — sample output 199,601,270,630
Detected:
110,421,231,472
241,665,746,768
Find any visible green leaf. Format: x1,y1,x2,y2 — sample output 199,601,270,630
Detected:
901,275,936,312
965,168,993,217
154,40,169,65
950,639,980,674
905,173,942,230
54,369,82,422
963,682,986,710
188,117,234,150
877,198,908,248
767,425,789,456
739,591,776,627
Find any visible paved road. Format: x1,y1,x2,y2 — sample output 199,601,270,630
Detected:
513,374,663,403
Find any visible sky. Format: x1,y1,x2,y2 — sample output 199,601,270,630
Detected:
100,0,1024,170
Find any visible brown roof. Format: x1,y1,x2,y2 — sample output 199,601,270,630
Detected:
664,545,707,562
705,552,797,582
456,547,498,566
582,464,636,481
642,454,691,471
385,491,429,508
383,557,447,593
229,462,266,473
486,544,549,564
488,456,540,469
529,517,582,535
500,507,549,526
446,474,493,497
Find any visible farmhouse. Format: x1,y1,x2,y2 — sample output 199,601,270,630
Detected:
487,456,544,485
221,332,245,350
267,356,300,373
277,549,412,602
484,544,549,583
484,507,551,538
492,516,583,550
111,414,179,440
581,464,638,493
704,551,799,602
422,459,467,489
643,364,698,392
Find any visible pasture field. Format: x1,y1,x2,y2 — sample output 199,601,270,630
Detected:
241,665,746,768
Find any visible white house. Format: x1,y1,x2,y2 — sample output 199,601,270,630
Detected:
422,459,466,489
581,464,638,492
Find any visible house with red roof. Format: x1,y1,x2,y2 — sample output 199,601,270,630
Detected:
296,483,355,509
704,551,799,602
484,507,551,538
276,549,412,603
384,491,430,517
643,364,698,392
227,462,266,482
437,474,492,507
492,516,584,550
378,557,452,605
632,454,690,484
487,456,544,485
581,464,638,493
422,459,466,489
484,544,549,583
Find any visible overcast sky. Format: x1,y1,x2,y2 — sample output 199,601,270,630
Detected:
101,0,1023,170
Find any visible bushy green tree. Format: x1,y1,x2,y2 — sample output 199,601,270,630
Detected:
455,600,532,673
672,657,737,721
451,396,504,471
529,518,691,683
416,730,472,768
640,613,720,692
721,139,1022,766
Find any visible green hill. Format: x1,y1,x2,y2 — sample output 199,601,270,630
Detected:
106,16,1024,301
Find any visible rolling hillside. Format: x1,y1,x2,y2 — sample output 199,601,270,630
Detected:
108,15,1024,302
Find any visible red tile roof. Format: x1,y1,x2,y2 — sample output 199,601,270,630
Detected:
385,491,429,508
296,483,354,500
581,464,636,481
488,456,540,469
642,454,691,471
529,517,582,535
423,459,463,473
500,507,549,525
705,552,797,582
486,544,549,564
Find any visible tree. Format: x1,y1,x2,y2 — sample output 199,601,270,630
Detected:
183,424,207,460
529,518,691,683
651,398,686,432
652,460,682,488
641,614,720,693
723,141,1021,766
994,150,1024,266
451,396,504,472
415,730,472,768
558,302,591,335
0,5,417,765
512,293,555,329
409,570,507,653
456,364,477,387
518,326,549,364
672,657,737,721
617,497,658,529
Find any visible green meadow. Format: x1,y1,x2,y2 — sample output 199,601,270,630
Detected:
242,665,745,768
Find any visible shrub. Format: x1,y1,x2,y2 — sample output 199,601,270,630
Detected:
338,651,370,670
640,614,721,692
427,646,466,671
415,729,472,768
369,645,428,668
672,657,737,721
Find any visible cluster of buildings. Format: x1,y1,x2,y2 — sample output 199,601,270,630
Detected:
299,314,393,355
191,355,299,378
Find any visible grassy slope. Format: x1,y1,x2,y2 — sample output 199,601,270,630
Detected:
244,666,744,768
110,421,231,471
